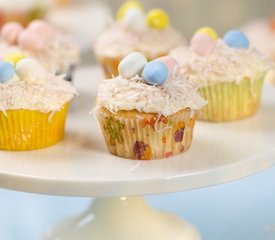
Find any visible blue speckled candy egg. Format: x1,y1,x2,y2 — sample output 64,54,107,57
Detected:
142,60,168,85
223,30,249,49
0,61,15,84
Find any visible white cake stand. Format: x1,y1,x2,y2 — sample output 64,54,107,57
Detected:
0,67,275,240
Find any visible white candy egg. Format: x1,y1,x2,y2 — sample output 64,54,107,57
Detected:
16,58,46,83
118,52,148,79
122,8,146,31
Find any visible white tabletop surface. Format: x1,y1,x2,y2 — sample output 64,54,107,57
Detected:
0,67,275,197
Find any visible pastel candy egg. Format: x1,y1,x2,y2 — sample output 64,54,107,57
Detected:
146,9,170,30
1,22,23,44
16,58,46,83
142,61,168,85
4,52,25,66
191,33,216,56
0,62,15,84
195,27,218,40
116,1,143,20
18,30,47,51
122,8,146,31
118,52,148,78
223,30,249,49
27,20,54,41
156,56,178,75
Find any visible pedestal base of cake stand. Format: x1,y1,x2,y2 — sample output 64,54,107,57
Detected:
43,197,200,240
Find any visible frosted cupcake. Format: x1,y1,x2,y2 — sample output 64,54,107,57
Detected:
95,52,206,160
0,0,46,27
0,58,77,151
242,17,275,84
170,27,272,122
0,20,80,81
93,1,184,78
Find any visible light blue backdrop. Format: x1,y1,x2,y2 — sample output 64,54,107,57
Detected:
1,166,275,240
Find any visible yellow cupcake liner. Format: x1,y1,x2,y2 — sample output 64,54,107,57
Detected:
0,103,69,151
97,107,197,160
97,52,168,79
198,76,264,122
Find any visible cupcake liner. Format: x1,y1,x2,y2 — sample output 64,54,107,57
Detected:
0,7,45,27
198,76,264,122
97,52,168,79
0,103,69,151
98,56,122,79
97,107,197,160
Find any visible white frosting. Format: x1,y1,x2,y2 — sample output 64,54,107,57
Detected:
96,75,206,116
170,40,272,86
0,74,77,113
94,22,184,59
0,32,80,74
242,19,275,61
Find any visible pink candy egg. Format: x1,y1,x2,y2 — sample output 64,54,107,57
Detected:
191,33,216,56
156,56,179,75
1,22,23,44
18,30,47,51
27,20,55,41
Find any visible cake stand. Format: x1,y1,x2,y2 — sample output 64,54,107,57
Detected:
0,67,275,240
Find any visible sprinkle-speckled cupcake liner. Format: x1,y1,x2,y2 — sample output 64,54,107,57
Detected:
0,103,69,151
97,107,197,160
198,76,264,122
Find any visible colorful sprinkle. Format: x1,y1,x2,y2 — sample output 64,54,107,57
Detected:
174,121,185,143
146,9,170,30
104,116,124,146
165,152,173,158
134,141,152,160
223,30,249,49
141,115,168,130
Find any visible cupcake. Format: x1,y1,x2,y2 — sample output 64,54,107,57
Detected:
242,17,275,84
0,58,77,151
94,52,206,160
170,27,272,122
93,1,184,78
0,20,80,81
0,0,46,27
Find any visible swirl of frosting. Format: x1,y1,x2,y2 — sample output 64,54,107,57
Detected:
96,75,206,116
170,40,272,86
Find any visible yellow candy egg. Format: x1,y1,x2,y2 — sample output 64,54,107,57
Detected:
146,9,170,30
4,52,25,66
195,27,218,40
116,1,143,20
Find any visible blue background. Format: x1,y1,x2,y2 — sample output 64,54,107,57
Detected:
1,166,275,240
